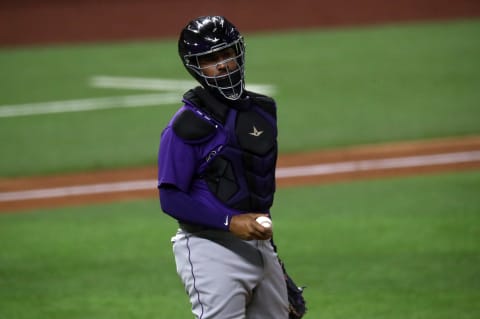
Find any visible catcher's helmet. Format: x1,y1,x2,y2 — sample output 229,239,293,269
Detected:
178,16,245,100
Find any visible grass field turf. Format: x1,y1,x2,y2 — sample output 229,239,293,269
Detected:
1,18,479,319
1,19,479,176
1,170,479,319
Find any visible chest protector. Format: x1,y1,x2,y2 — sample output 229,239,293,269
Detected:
182,87,277,212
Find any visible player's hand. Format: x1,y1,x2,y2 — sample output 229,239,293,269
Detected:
229,213,272,240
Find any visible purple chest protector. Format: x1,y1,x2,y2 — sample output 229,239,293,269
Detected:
185,87,278,212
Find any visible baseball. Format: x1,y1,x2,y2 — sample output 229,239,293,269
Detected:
256,216,272,228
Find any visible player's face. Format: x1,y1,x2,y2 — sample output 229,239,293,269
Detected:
198,47,238,77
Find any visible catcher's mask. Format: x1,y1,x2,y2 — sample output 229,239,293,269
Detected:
178,16,246,100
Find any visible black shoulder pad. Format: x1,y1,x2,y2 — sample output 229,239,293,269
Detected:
247,91,276,118
184,86,229,124
173,110,215,141
183,88,203,108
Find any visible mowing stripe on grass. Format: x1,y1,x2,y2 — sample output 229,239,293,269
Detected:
90,75,276,96
0,76,276,118
1,150,479,202
0,93,180,117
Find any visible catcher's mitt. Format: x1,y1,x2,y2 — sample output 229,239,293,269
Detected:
280,259,307,319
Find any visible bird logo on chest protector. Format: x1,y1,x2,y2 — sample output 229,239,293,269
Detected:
249,125,264,137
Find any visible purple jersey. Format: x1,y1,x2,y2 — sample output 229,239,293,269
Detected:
158,89,278,229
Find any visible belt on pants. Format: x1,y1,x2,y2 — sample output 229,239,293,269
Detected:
179,222,214,233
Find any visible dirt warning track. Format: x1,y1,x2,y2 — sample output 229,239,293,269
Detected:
1,0,480,46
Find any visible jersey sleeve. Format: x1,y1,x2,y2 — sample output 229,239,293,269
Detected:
157,126,197,193
159,186,238,231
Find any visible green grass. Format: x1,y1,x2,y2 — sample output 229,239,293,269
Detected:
273,171,480,318
1,170,479,318
267,20,480,149
0,19,479,176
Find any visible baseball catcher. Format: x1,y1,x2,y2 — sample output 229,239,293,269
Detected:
157,15,307,318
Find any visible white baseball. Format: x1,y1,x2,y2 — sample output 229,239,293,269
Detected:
256,216,272,228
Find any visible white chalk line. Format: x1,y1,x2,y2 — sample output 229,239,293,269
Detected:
0,181,155,202
0,76,276,118
275,150,480,178
1,150,480,203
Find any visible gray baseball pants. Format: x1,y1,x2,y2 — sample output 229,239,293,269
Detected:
171,228,289,319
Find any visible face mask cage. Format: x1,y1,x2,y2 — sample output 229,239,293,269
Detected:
184,39,245,100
